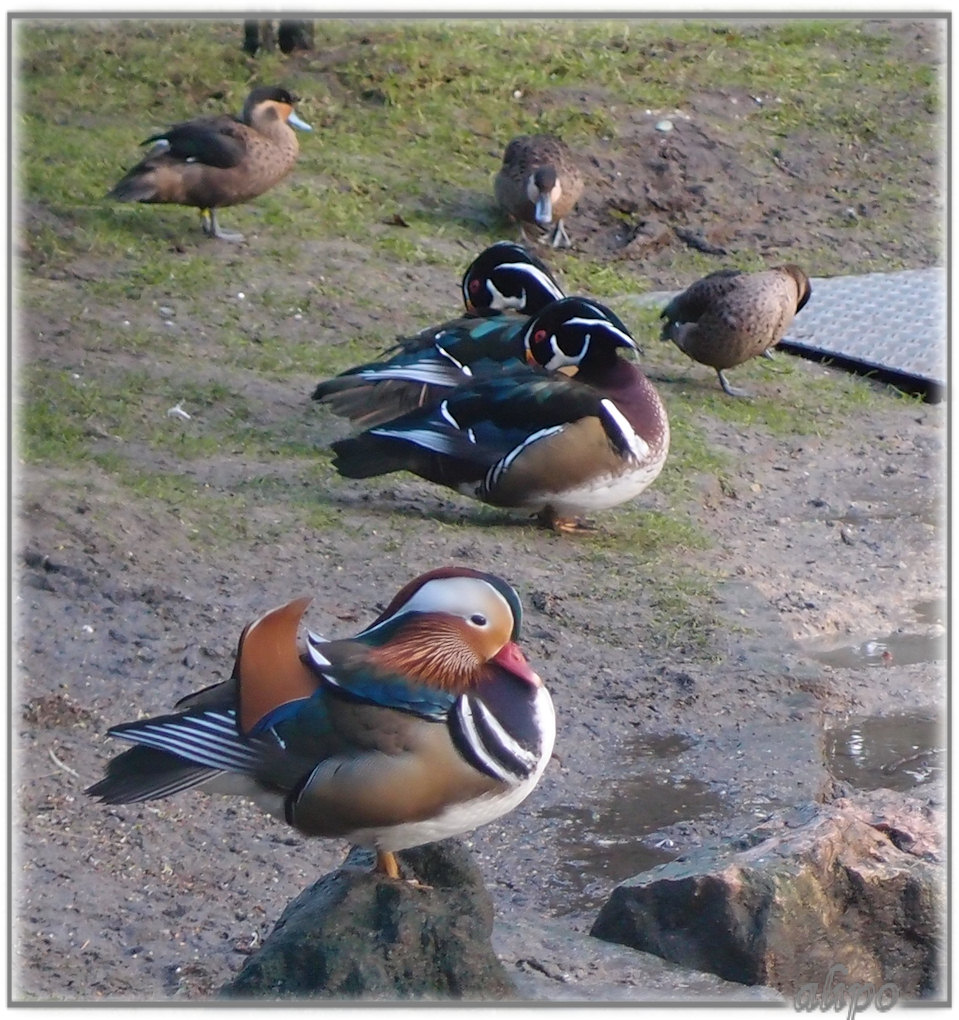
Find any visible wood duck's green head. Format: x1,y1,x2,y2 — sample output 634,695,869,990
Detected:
523,296,639,376
461,241,565,315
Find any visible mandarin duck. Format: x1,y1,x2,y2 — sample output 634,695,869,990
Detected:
107,85,311,242
494,134,585,249
330,297,670,532
86,568,554,881
660,264,812,397
312,243,566,427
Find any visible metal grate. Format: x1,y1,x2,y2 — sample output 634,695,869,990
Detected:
780,267,946,393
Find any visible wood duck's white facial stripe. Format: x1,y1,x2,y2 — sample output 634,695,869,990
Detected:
110,710,260,773
449,695,538,783
600,398,651,461
563,316,637,351
484,425,565,492
484,263,565,311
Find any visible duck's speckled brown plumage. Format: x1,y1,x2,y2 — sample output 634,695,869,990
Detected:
494,134,584,249
660,265,812,396
108,85,309,240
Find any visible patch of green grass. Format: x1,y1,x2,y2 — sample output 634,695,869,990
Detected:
16,17,940,268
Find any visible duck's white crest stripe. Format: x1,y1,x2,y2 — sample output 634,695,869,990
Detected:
501,262,565,300
453,698,513,783
564,316,636,349
600,399,650,461
485,425,564,491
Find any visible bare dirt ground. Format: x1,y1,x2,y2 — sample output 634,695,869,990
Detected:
13,20,946,1002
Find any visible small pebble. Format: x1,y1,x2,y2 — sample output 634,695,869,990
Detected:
655,119,674,132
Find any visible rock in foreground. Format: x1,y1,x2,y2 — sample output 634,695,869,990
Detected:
223,840,515,1000
591,789,944,1000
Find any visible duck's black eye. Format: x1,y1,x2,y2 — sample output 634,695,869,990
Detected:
470,614,488,626
469,279,481,294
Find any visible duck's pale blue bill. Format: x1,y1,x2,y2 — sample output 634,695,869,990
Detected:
288,111,313,131
534,194,553,226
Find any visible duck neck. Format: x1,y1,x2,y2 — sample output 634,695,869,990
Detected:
582,356,669,449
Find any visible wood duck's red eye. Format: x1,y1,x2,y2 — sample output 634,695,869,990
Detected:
469,279,481,294
534,329,547,343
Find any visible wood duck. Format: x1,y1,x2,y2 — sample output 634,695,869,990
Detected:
494,135,585,249
107,85,312,242
460,241,566,316
660,265,812,397
312,244,567,427
86,568,555,881
331,298,670,532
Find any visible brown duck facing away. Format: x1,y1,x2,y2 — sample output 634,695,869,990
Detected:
107,85,311,242
494,134,584,249
660,264,812,397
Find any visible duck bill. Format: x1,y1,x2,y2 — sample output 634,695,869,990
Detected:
534,194,553,226
492,641,543,687
288,110,313,131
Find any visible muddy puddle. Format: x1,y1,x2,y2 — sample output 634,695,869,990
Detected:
542,733,724,916
800,597,945,670
825,711,945,792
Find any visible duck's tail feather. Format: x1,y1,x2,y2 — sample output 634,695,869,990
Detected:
85,745,220,804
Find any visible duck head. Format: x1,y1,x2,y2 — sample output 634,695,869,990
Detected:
528,166,560,226
243,85,312,131
354,566,541,693
461,241,565,314
523,296,639,376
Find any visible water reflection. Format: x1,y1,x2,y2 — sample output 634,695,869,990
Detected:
825,712,944,791
543,733,723,917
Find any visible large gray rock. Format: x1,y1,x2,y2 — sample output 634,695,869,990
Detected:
222,840,515,1000
591,789,944,1000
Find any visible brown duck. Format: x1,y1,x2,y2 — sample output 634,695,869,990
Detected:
107,85,311,241
494,134,584,249
660,265,812,397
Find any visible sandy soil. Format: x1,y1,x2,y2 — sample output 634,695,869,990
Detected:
13,19,946,1002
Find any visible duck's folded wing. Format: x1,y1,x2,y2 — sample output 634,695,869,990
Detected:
143,117,247,168
85,707,265,803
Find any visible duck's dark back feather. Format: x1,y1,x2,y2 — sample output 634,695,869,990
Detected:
86,744,218,803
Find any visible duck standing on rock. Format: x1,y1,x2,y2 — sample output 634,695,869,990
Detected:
107,85,311,241
659,264,812,397
87,567,555,882
330,297,670,533
494,134,585,249
312,243,566,427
